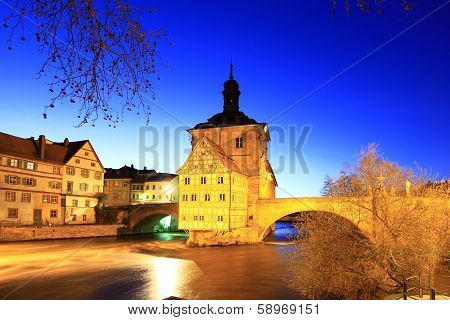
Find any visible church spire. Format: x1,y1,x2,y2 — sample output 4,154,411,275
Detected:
222,63,240,112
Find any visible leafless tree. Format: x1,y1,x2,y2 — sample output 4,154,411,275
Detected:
2,0,167,126
330,0,416,15
287,144,449,299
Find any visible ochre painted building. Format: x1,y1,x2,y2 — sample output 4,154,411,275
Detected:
178,65,277,244
0,132,104,225
104,165,178,206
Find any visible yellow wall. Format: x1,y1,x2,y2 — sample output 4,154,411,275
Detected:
62,142,104,224
129,177,178,204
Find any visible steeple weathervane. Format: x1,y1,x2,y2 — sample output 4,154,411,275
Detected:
229,62,234,80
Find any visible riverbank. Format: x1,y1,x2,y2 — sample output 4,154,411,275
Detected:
0,224,124,242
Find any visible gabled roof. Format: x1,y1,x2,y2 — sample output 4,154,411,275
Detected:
177,136,246,175
0,132,91,165
104,165,137,179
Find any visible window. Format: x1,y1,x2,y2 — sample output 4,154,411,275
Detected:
50,210,58,218
199,216,204,221
75,159,80,164
61,198,66,207
159,185,162,190
72,199,78,207
49,181,59,189
24,177,35,186
80,183,88,192
191,194,197,201
94,171,101,180
66,166,75,175
53,166,61,175
85,200,90,207
9,159,18,167
184,177,190,185
152,185,156,190
84,151,89,157
182,194,188,201
26,161,35,170
21,193,31,202
235,137,244,148
193,216,198,221
81,169,89,178
6,192,16,202
93,185,100,193
152,194,156,200
146,185,149,190
146,195,149,199
7,176,18,184
113,193,118,200
67,181,73,194
8,208,18,219
217,216,224,222
204,194,210,201
123,181,128,187
83,215,87,221
201,177,206,184
91,162,96,167
50,195,58,204
114,180,119,187
43,195,50,203
219,194,226,201
72,215,77,221
218,176,224,184
132,194,136,200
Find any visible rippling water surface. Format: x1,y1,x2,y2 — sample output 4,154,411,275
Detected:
0,225,301,300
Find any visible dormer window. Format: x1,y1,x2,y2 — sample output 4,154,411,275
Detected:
235,137,243,148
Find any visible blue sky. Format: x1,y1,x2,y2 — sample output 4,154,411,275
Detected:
0,1,449,196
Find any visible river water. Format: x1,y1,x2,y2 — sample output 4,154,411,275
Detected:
0,223,302,300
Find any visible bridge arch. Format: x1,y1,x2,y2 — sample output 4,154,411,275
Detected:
124,203,179,232
255,198,372,241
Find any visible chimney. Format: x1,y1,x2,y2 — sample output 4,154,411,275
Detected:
63,138,69,147
38,135,45,159
144,166,147,170
131,164,134,169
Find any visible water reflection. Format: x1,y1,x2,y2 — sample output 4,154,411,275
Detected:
0,232,301,300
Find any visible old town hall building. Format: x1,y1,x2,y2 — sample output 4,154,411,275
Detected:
178,65,277,244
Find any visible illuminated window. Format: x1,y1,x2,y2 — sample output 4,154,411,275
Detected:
42,195,50,203
6,192,16,202
218,176,224,184
26,161,35,170
114,180,119,187
9,159,18,167
235,137,243,148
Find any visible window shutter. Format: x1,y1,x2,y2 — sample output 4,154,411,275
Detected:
6,159,11,166
22,177,26,185
48,181,52,188
17,160,23,168
33,178,37,187
5,175,9,183
34,163,38,171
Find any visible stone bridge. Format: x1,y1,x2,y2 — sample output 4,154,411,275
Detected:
105,203,179,232
255,197,374,241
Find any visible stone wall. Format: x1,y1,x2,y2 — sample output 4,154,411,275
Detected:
0,224,124,242
187,227,260,246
